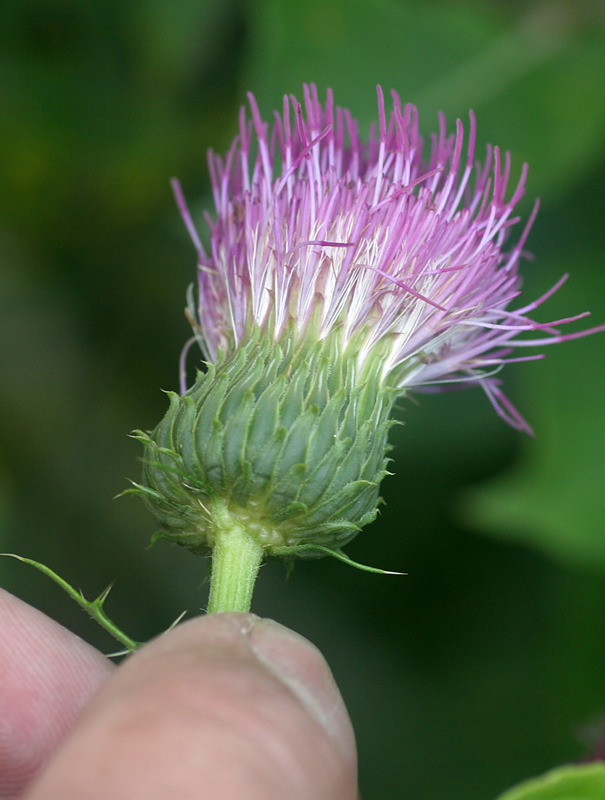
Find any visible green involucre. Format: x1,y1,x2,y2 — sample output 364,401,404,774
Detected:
131,326,397,557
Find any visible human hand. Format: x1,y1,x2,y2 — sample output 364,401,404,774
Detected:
0,588,357,799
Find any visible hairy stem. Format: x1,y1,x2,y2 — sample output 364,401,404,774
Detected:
206,501,264,614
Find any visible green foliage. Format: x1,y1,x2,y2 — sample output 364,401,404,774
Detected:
495,763,605,800
245,0,605,200
463,237,605,570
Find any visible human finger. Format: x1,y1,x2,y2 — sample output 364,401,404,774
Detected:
0,588,114,799
24,612,357,800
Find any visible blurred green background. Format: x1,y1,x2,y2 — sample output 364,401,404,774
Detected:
1,1,605,797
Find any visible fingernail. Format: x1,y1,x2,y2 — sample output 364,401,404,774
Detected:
247,618,356,759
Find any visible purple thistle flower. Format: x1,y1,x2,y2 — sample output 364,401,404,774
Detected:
174,84,604,435
132,85,605,613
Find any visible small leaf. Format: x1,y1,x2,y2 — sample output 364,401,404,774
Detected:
495,762,605,800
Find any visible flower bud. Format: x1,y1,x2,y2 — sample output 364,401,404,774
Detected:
134,325,395,557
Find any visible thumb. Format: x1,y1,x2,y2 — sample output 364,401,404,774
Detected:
23,613,358,800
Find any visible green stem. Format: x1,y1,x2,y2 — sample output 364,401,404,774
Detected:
0,553,140,652
206,501,264,614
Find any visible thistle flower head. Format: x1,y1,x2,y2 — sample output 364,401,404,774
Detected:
132,86,604,613
175,84,603,434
